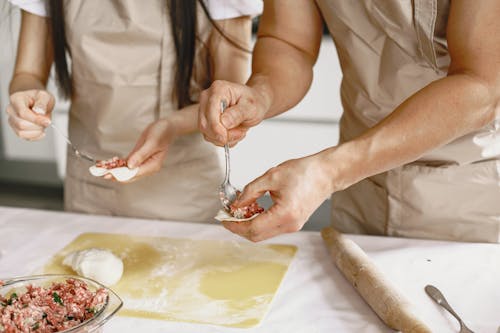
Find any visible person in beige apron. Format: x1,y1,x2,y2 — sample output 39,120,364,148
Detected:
6,0,261,222
198,0,500,242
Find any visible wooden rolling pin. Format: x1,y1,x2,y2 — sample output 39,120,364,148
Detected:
321,227,432,333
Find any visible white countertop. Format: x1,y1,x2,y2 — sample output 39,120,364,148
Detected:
0,206,498,333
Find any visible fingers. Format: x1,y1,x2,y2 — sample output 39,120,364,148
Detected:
7,105,44,131
126,134,150,169
199,81,231,146
222,205,300,242
134,152,165,177
32,90,55,117
8,91,52,129
199,80,262,147
227,126,247,147
235,168,278,207
6,104,46,140
127,139,163,169
14,129,46,141
122,151,166,183
220,104,246,130
105,151,167,184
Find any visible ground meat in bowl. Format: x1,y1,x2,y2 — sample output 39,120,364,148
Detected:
0,279,107,333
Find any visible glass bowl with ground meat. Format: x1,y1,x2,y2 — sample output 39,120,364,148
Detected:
0,274,122,333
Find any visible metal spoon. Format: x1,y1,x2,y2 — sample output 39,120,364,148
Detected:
425,285,474,333
50,122,96,163
218,100,239,212
33,106,96,163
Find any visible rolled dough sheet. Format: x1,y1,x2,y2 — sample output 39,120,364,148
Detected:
42,233,297,328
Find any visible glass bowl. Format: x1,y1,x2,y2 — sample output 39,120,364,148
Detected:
0,274,123,333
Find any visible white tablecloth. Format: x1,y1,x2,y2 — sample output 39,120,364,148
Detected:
0,206,498,333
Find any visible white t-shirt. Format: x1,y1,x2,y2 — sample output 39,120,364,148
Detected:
8,0,262,20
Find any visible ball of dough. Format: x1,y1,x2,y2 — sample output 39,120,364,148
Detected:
63,248,123,286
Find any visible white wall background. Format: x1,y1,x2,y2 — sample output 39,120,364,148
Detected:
228,37,342,188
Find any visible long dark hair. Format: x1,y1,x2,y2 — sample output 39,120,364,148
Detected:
48,0,246,108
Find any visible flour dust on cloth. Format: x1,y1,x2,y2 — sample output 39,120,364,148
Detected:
44,232,297,328
316,0,500,242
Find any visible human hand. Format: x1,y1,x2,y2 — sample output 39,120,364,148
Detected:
6,89,54,140
222,153,334,242
104,119,176,182
198,80,271,147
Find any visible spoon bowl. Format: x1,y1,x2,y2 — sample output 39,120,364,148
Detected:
425,284,474,333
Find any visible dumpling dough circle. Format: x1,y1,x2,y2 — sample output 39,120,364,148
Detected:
63,248,123,286
214,209,260,222
89,165,139,182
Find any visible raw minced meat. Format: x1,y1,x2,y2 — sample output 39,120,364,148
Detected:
229,202,264,219
95,157,127,169
225,191,265,219
0,279,107,333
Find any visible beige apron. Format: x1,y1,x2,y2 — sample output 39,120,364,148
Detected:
316,0,500,242
62,0,223,223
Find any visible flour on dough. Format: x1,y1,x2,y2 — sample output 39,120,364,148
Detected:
63,248,123,286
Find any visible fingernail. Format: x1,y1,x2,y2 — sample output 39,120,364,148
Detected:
43,119,51,126
128,161,136,168
221,115,232,128
216,135,225,143
32,106,45,115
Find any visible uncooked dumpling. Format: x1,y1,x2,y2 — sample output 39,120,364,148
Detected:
89,165,138,182
88,156,138,182
63,248,123,286
214,198,264,222
214,209,260,222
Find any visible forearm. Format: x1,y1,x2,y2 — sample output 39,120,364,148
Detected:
10,11,52,94
247,37,315,119
247,37,316,118
210,16,252,85
321,74,499,192
167,104,200,137
245,0,322,119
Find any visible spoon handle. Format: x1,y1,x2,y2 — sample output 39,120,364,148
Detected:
50,123,96,163
221,101,230,184
50,123,72,147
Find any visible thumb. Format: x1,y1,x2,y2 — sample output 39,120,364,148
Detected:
127,134,161,169
128,150,168,182
235,173,272,207
32,91,55,118
220,105,248,129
